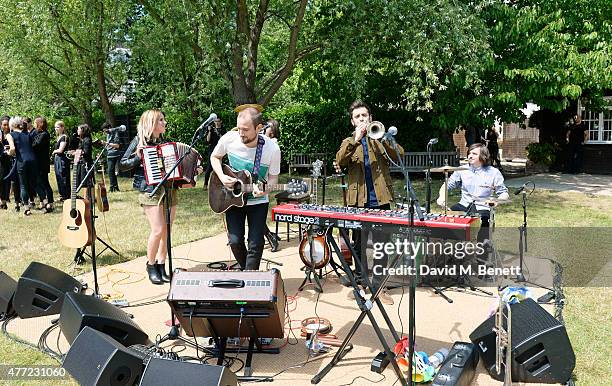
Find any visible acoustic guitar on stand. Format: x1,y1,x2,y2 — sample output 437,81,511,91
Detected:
58,150,94,248
208,164,308,214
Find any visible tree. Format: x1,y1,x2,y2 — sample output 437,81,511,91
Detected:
429,0,612,131
133,0,313,107
0,0,131,125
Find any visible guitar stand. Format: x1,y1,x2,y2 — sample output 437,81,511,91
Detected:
298,258,344,293
311,228,409,386
74,235,120,265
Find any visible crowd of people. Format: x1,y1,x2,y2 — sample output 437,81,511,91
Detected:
0,115,125,216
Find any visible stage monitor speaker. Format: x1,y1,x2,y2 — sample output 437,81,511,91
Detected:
469,298,575,383
0,272,17,318
139,357,237,386
62,326,143,386
59,292,149,346
14,262,82,319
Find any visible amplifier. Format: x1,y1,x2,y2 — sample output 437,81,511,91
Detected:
168,269,285,338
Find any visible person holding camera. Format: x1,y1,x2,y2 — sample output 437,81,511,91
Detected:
204,118,224,188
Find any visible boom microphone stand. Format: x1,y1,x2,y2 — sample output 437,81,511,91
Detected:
382,131,424,221
153,125,206,343
74,145,120,296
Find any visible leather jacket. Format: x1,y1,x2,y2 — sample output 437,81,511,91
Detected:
120,136,154,193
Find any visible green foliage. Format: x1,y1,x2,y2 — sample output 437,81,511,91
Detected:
525,142,560,165
268,102,348,162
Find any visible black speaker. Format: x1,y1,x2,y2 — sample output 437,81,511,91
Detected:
59,292,149,346
14,262,82,318
469,298,575,383
62,326,143,386
139,357,237,386
0,272,17,317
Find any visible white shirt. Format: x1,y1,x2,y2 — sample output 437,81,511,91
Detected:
447,165,508,211
212,131,281,205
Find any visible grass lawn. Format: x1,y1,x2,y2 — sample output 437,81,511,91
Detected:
0,173,610,385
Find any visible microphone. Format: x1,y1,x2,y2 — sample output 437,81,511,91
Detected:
259,122,271,134
428,138,438,145
196,113,218,132
382,126,398,142
108,125,126,132
514,182,528,195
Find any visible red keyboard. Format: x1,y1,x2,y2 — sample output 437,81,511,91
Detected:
272,204,481,240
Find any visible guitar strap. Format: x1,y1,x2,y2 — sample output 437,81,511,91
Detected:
251,135,266,184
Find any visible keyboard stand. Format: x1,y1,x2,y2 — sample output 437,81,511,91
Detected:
311,228,408,386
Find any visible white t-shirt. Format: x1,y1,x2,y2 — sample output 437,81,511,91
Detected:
212,131,281,205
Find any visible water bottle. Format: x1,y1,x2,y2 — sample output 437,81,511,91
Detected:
428,347,449,368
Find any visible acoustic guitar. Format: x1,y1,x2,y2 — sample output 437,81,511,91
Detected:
208,164,308,214
96,161,109,212
58,150,94,248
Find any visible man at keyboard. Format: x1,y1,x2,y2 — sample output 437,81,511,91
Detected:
436,143,509,241
335,100,404,305
210,105,281,270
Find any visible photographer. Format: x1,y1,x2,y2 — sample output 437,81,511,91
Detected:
204,117,224,188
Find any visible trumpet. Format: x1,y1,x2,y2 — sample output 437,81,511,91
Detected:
494,297,513,386
366,121,385,140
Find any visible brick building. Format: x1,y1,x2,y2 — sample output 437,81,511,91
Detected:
452,122,539,160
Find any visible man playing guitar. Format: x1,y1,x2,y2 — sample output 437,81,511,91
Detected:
210,105,281,270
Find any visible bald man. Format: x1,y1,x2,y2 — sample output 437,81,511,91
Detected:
210,107,281,270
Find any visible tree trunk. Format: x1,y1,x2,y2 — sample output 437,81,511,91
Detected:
232,82,257,106
96,60,115,126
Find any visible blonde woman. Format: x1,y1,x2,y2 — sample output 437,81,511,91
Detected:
120,110,176,284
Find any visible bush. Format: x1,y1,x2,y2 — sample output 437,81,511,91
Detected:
525,142,559,165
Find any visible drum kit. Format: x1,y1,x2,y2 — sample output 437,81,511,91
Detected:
430,165,510,215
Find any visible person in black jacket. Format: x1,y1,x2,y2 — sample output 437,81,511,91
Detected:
71,123,94,192
203,117,225,188
0,116,10,209
5,116,37,216
32,116,54,212
51,120,71,201
120,109,175,285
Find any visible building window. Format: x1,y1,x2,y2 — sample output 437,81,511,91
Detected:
581,98,612,144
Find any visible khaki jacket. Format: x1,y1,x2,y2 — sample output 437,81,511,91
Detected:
335,136,404,207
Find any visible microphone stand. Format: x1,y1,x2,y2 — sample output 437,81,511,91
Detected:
515,183,554,297
383,136,424,221
153,127,213,350
425,142,434,213
74,144,120,297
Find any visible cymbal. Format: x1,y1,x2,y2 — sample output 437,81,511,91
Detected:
429,165,469,173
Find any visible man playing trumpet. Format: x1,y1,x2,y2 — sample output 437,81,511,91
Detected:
335,100,404,305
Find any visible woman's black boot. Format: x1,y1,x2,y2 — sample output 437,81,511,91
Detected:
156,262,171,283
146,263,163,285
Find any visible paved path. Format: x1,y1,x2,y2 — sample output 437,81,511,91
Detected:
505,172,612,196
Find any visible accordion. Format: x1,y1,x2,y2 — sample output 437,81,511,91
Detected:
141,142,202,187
